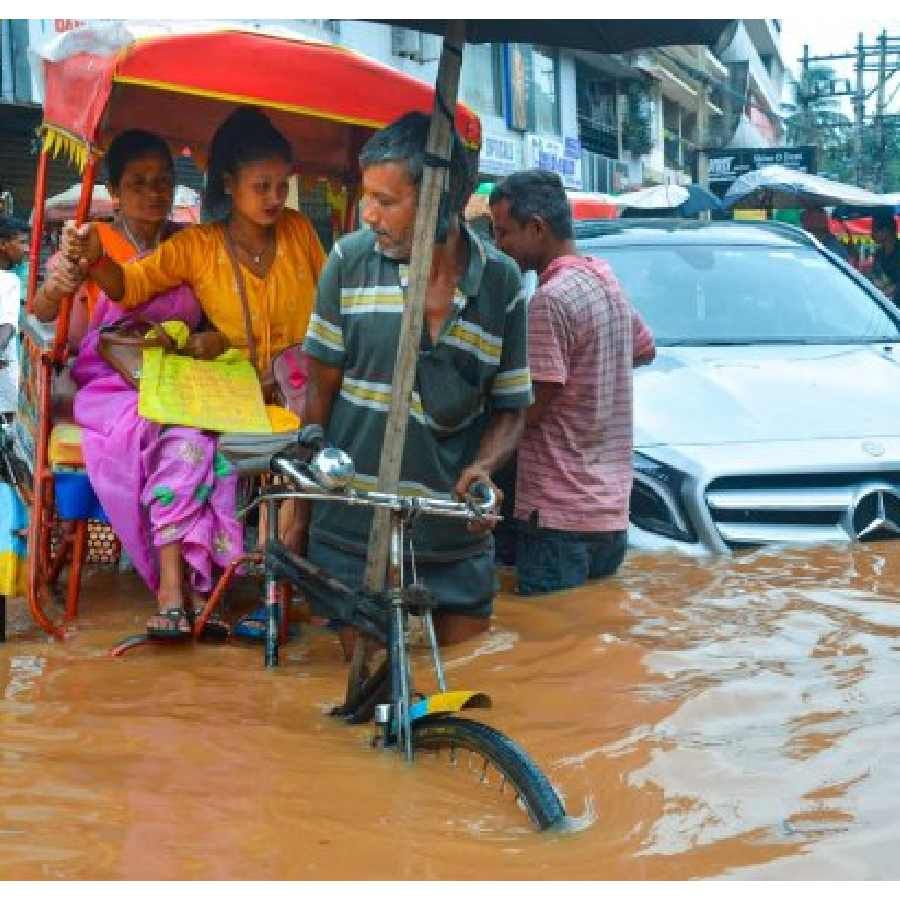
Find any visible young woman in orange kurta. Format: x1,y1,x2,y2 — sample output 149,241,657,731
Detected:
61,109,326,638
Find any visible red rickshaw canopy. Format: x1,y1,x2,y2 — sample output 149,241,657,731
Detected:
40,28,482,178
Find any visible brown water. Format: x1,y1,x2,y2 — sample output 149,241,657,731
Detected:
3,543,900,879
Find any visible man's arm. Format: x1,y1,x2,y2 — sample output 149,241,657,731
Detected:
454,407,525,502
304,357,343,427
526,380,563,427
632,308,655,367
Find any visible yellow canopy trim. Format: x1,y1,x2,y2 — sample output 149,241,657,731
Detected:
41,125,92,173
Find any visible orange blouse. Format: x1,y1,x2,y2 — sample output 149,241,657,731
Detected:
120,209,325,373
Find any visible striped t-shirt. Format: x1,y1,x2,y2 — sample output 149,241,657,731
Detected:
516,255,654,533
303,225,532,561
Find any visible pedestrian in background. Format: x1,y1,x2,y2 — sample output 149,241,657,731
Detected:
871,209,899,304
490,169,655,595
800,207,849,261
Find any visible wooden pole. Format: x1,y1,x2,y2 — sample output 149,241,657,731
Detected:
362,19,466,593
344,20,466,705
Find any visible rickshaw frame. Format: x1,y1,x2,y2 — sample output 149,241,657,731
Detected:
3,24,481,645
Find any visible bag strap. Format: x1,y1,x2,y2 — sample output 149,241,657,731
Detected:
100,317,178,352
221,225,259,372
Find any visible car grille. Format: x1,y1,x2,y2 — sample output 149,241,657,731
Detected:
705,472,900,548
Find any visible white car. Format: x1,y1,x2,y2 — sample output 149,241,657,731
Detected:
576,218,900,553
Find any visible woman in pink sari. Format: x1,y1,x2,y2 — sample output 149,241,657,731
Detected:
37,129,241,639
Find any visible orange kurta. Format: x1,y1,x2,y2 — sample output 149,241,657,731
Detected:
120,209,325,373
77,222,137,321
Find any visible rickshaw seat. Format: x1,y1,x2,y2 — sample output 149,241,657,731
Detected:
49,423,85,468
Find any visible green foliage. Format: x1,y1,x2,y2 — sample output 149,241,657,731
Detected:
785,64,899,191
622,81,652,156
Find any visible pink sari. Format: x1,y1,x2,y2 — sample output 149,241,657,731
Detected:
70,287,243,595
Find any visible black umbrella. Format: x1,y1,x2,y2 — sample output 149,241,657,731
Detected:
378,19,733,53
677,184,723,217
832,201,900,220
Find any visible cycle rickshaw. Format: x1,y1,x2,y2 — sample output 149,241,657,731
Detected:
0,24,568,831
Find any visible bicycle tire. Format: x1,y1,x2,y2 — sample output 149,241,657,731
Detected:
411,715,566,831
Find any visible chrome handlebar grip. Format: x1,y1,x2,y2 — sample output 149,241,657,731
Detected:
267,450,498,524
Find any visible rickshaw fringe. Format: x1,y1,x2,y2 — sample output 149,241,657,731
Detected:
40,125,93,173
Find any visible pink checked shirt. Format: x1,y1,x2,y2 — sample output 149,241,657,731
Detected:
515,255,654,532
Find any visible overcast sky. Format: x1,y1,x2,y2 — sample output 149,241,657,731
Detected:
779,17,900,117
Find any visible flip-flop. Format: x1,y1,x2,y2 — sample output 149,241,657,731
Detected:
233,602,299,642
146,607,192,641
188,597,230,643
233,602,268,642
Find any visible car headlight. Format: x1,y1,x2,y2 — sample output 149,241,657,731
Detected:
631,452,697,542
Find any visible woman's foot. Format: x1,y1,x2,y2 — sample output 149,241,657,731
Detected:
146,605,192,640
188,593,229,642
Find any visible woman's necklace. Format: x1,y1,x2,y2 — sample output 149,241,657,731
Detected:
119,216,161,254
228,224,274,267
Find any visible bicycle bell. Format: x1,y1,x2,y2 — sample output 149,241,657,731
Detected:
309,445,355,490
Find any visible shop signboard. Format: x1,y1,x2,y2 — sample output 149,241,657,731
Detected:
480,132,522,177
706,146,816,196
523,133,583,190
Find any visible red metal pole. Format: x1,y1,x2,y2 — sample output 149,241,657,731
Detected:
26,148,50,313
192,552,262,637
52,155,96,364
27,346,64,639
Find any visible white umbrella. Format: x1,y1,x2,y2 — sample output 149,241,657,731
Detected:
37,183,201,224
723,165,882,210
614,184,690,209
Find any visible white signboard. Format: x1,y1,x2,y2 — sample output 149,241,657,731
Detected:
480,133,522,177
523,134,583,190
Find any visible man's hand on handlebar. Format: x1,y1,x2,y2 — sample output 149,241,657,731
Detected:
454,463,502,533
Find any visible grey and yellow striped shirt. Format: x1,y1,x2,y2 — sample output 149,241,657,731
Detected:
303,224,532,561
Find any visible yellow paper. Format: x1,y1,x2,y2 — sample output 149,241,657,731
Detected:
266,405,301,432
138,344,272,434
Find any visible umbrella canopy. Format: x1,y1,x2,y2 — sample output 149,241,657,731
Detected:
377,20,733,53
677,184,723,216
723,165,882,210
832,196,900,220
40,183,201,224
615,184,690,210
568,191,619,221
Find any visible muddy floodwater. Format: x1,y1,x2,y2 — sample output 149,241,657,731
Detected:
2,542,900,879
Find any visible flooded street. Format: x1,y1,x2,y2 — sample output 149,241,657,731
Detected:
3,542,900,879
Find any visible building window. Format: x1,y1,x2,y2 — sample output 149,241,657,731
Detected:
460,43,504,119
576,62,618,157
505,44,560,134
662,96,681,170
529,45,559,134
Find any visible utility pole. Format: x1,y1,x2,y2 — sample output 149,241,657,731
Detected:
875,29,888,191
801,44,811,145
854,32,865,185
801,33,900,188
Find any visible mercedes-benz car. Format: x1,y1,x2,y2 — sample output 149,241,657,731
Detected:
575,219,900,553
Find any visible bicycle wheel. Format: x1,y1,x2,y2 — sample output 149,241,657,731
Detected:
411,716,566,831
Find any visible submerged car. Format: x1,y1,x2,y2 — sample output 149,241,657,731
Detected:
575,219,900,553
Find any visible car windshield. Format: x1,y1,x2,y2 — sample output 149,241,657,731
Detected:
577,242,900,345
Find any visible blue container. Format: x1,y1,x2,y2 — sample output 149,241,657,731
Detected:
53,471,108,523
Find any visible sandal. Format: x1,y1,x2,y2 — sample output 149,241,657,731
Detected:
188,597,230,643
146,607,192,641
233,602,299,642
233,602,268,642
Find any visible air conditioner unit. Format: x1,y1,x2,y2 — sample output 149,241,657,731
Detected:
392,27,424,62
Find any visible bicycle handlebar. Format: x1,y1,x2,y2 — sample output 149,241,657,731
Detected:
244,444,497,524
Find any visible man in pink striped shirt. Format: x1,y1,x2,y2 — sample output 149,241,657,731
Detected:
490,171,655,594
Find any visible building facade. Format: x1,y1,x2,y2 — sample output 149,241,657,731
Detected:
1,18,787,219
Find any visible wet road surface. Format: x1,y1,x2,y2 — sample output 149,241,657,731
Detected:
2,543,900,878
